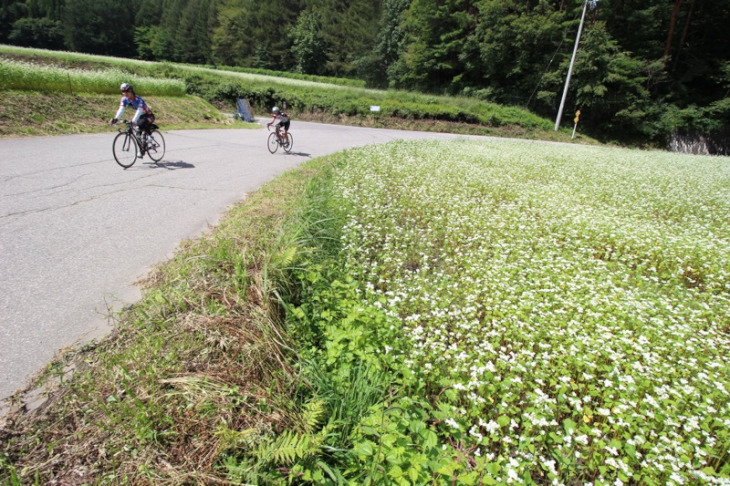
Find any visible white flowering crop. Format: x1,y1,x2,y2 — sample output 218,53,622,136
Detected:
330,139,730,483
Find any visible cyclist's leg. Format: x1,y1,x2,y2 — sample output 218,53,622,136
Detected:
140,117,152,135
281,120,291,148
272,120,282,141
137,116,152,155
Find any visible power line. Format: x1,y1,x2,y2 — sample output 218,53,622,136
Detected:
526,6,583,110
555,0,598,131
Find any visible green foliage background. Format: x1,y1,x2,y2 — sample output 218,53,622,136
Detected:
1,45,562,141
1,0,729,146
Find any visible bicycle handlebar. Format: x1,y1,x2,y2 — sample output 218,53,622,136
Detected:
267,124,290,132
116,120,133,133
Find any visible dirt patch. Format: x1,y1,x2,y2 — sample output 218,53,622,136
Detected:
0,52,117,72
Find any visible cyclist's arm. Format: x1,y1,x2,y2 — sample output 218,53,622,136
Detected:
113,104,125,121
131,106,144,125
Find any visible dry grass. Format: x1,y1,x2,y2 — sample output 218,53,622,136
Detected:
0,162,323,484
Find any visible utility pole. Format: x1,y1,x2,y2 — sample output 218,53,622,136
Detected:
554,0,596,131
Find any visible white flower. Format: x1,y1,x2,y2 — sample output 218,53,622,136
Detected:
445,418,460,430
669,473,685,484
482,420,500,434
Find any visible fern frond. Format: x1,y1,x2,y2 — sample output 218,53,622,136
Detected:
302,399,327,433
254,429,324,466
215,425,267,452
271,245,298,270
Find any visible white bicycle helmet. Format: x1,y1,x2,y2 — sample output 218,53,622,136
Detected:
120,82,132,92
272,106,280,113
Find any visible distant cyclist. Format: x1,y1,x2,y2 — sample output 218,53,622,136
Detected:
110,83,155,152
266,106,290,141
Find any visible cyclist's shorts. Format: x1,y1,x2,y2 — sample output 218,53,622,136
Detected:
141,113,155,124
274,117,290,130
138,114,155,132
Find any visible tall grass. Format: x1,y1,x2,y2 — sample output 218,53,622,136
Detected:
1,59,186,95
0,44,159,69
0,157,317,484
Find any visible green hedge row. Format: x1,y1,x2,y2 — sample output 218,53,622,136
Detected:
187,73,551,130
1,45,554,132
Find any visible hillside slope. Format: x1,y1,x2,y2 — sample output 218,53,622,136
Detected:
0,91,246,137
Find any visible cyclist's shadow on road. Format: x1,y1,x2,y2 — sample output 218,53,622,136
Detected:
145,160,195,170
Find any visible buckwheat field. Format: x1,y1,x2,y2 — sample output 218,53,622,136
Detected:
295,139,729,484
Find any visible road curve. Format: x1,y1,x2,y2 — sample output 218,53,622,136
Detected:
0,121,479,403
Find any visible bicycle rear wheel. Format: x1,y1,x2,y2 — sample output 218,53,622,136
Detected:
267,132,279,153
113,132,139,168
146,129,166,162
282,132,293,154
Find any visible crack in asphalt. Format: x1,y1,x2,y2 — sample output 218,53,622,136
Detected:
1,173,89,197
1,180,221,221
0,158,107,182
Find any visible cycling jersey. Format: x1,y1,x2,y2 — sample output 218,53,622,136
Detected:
115,95,154,125
271,113,290,130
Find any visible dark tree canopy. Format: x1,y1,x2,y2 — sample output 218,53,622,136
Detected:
62,0,135,55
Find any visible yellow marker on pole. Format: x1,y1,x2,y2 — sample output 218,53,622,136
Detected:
572,110,581,139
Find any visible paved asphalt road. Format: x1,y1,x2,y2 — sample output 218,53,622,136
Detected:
0,121,479,402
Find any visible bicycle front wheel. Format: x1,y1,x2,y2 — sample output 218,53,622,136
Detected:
113,132,139,168
146,129,166,162
282,132,293,154
267,132,279,153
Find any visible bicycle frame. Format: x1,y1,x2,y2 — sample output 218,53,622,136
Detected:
118,120,142,144
112,120,166,168
267,125,293,154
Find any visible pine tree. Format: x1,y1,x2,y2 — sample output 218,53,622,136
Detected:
211,0,253,66
399,0,479,92
290,8,327,74
174,0,215,64
300,0,382,77
62,0,135,55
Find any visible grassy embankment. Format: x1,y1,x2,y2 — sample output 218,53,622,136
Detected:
0,45,590,144
0,51,243,136
2,46,728,484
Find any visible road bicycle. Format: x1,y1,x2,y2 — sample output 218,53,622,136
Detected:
267,125,293,154
112,120,166,168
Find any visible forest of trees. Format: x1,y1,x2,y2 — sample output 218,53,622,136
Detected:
2,0,729,146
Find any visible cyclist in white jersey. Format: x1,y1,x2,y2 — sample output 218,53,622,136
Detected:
110,82,155,135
